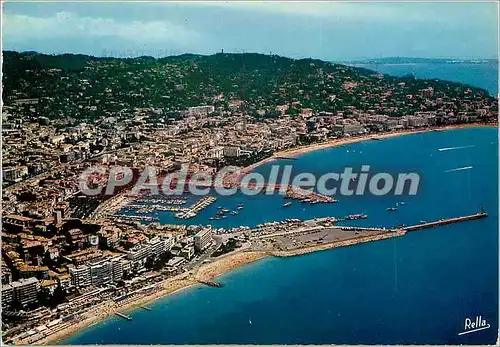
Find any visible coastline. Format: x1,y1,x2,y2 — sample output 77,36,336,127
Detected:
40,231,405,345
242,123,497,173
35,123,496,345
38,251,268,345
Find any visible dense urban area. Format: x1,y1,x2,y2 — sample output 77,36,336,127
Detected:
1,51,497,344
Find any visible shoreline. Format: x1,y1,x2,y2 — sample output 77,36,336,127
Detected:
35,123,496,345
242,123,497,173
40,231,404,345
38,251,268,345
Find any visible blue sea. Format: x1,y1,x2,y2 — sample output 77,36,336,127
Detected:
63,65,499,345
352,62,498,96
64,127,498,345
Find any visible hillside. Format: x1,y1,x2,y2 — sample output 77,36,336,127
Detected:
2,51,495,121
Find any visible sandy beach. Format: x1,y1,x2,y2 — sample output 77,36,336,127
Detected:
38,231,406,345
37,251,268,345
242,123,496,173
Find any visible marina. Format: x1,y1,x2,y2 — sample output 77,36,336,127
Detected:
175,196,217,220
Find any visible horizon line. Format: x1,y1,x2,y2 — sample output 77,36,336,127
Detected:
4,49,498,63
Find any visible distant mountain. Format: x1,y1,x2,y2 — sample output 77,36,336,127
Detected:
343,57,497,65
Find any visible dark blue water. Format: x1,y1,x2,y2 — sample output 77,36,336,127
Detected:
352,62,498,96
65,127,498,344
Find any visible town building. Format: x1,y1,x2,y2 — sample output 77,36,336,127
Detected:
223,146,241,157
10,277,40,306
2,284,14,308
89,259,113,286
2,166,28,182
194,227,213,251
187,105,215,117
69,265,91,289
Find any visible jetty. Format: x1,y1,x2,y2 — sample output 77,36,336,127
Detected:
276,156,298,160
197,280,223,288
115,312,132,321
401,212,487,232
248,210,488,253
139,306,152,311
175,196,217,219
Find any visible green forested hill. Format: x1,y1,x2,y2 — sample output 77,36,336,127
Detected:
2,51,495,121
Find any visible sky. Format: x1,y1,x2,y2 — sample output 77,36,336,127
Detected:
2,1,499,61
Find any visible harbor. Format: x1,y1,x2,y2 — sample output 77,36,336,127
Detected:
248,211,489,253
175,196,217,220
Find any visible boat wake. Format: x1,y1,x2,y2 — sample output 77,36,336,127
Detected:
444,166,473,173
438,145,475,152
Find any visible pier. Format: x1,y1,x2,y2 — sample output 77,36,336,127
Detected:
276,156,297,160
139,306,152,311
115,312,132,321
401,212,487,232
249,211,488,253
340,226,390,232
197,280,223,288
175,196,217,219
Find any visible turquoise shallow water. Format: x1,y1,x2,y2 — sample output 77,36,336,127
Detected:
65,126,498,344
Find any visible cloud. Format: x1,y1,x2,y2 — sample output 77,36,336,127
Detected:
3,11,201,44
179,1,497,25
2,2,497,59
179,2,431,21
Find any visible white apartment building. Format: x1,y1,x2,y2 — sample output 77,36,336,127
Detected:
223,146,241,158
2,166,28,182
208,146,224,159
69,265,91,289
89,260,113,286
187,105,215,117
127,236,173,270
10,277,40,306
194,227,213,251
